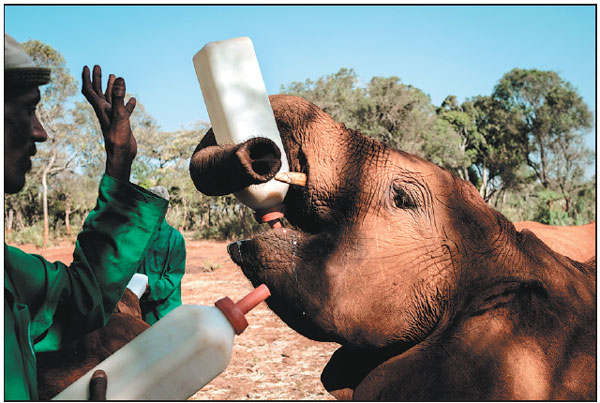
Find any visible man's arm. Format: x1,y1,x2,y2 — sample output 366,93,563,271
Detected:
13,174,167,351
16,66,168,350
147,230,186,301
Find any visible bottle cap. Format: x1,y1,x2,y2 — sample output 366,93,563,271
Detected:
126,273,148,299
215,284,271,335
254,204,285,224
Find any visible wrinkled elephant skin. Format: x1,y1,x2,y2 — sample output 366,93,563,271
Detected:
190,94,596,400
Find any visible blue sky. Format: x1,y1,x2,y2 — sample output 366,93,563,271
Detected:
5,4,596,153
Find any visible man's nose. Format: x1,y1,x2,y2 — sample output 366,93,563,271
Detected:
32,113,48,142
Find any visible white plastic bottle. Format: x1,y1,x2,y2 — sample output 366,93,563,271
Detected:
192,37,289,225
52,284,271,400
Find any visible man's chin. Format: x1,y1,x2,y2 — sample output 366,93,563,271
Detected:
5,175,26,194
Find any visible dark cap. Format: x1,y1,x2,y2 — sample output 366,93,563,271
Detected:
5,33,51,88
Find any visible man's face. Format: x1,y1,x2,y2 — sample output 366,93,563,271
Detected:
4,86,47,194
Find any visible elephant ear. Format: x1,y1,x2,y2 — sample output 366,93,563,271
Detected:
351,331,513,400
321,345,432,400
351,347,444,400
321,347,382,399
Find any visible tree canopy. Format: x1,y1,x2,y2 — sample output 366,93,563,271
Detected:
281,67,594,223
5,40,595,247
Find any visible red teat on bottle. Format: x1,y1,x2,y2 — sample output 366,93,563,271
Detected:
254,205,285,229
215,284,271,335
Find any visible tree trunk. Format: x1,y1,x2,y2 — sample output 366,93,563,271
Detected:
180,198,188,232
538,137,549,188
530,132,550,189
42,152,57,250
565,196,572,218
65,201,72,236
81,210,88,228
16,210,24,230
479,163,488,200
6,209,14,234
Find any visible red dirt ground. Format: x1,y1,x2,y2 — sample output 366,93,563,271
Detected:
19,239,338,400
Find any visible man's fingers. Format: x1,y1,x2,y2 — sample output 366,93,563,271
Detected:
104,74,116,105
82,65,109,129
125,97,137,115
81,66,95,101
111,77,136,115
111,78,135,119
92,65,104,97
89,369,107,401
103,74,116,119
111,77,126,100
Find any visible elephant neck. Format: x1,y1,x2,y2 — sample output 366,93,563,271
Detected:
463,219,595,320
513,228,595,308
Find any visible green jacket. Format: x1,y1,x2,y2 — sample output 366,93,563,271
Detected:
4,174,168,400
137,219,186,325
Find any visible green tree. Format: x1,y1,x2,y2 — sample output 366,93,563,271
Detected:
359,76,437,155
467,95,533,203
72,93,162,183
136,122,211,232
50,170,98,237
281,67,365,128
5,173,42,233
492,68,593,218
433,95,480,182
22,40,79,248
282,69,442,157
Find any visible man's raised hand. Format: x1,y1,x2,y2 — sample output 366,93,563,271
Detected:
82,65,137,182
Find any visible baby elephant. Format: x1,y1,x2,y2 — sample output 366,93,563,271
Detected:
189,94,596,400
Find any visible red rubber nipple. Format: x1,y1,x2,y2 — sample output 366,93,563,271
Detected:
215,284,271,335
254,205,285,228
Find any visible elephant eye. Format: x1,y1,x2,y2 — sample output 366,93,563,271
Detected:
392,184,418,210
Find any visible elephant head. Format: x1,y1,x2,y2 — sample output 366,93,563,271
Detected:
189,94,596,400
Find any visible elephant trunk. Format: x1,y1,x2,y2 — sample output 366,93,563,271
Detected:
189,130,282,196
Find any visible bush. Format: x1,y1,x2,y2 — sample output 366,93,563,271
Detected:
200,260,223,272
533,201,569,225
571,182,596,225
195,212,262,240
5,221,46,247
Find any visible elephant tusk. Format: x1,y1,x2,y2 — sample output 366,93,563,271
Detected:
275,172,307,187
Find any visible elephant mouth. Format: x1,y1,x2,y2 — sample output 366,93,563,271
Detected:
227,216,418,399
225,153,395,396
226,159,352,342
226,224,336,339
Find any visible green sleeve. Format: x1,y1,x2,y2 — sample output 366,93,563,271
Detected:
148,228,186,301
10,174,168,352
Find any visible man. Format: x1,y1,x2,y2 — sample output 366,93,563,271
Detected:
4,33,168,399
138,186,186,325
